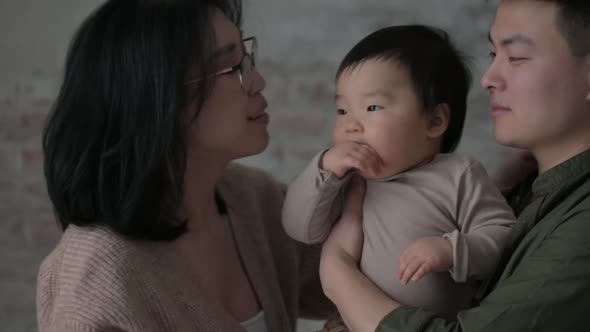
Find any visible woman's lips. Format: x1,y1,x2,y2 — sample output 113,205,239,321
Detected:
248,112,269,124
247,98,269,124
491,103,511,116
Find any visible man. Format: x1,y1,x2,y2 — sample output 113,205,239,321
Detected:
319,1,590,331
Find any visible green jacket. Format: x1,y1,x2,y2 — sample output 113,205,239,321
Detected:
378,150,590,332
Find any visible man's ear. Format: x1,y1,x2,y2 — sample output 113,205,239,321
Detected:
427,103,450,138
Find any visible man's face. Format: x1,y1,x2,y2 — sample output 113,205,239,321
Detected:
481,0,590,154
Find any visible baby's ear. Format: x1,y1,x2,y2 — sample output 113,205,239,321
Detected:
427,103,450,138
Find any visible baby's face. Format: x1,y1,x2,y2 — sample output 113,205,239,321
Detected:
333,59,437,178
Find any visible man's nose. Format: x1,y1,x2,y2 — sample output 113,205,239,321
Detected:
481,59,504,92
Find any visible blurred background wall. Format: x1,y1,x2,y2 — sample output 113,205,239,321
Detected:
0,0,503,330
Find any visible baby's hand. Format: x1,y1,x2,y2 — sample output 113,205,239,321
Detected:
398,237,453,285
321,142,383,178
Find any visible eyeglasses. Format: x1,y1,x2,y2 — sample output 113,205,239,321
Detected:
184,37,257,92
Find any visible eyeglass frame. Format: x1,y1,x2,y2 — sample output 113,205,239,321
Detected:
184,36,257,92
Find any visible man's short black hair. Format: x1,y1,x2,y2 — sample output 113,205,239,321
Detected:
537,0,590,56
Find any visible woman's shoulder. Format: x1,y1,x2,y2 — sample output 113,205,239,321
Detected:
40,225,134,273
37,225,141,326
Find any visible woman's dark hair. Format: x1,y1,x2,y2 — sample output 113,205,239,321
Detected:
336,25,472,153
43,0,241,241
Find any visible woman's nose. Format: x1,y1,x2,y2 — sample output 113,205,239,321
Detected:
250,67,266,94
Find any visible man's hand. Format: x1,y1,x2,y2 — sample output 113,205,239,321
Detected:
321,142,383,178
398,236,453,285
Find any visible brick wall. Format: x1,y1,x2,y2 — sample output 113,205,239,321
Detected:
0,0,505,331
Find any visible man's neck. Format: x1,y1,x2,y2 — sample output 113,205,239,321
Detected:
533,134,590,174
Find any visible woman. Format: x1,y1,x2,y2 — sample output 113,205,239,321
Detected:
37,0,333,330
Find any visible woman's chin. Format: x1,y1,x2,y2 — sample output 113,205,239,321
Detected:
234,134,270,160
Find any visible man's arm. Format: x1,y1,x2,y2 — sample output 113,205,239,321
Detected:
378,209,590,332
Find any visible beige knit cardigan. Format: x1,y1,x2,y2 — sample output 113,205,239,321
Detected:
37,163,333,331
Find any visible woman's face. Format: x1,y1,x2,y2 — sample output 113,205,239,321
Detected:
185,8,269,163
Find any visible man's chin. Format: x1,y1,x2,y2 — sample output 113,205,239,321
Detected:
494,130,522,149
496,136,528,150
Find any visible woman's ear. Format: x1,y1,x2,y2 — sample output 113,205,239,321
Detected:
427,103,450,138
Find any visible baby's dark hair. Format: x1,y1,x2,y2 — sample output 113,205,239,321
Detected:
336,25,472,153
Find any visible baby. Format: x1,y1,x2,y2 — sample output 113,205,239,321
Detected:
282,25,516,328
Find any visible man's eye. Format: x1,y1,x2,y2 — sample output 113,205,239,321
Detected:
336,109,347,115
509,57,528,62
367,105,383,112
